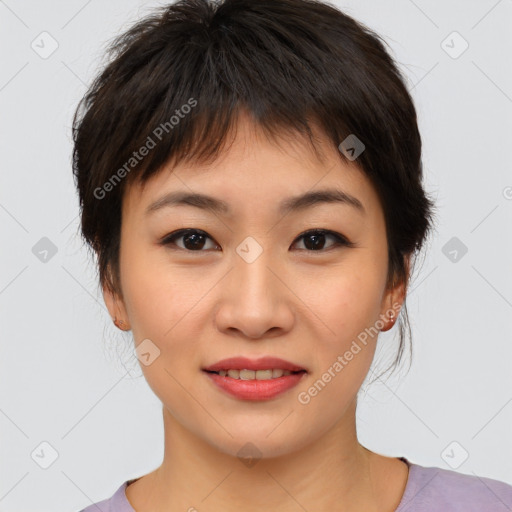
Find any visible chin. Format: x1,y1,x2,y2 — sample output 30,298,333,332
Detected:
203,422,314,462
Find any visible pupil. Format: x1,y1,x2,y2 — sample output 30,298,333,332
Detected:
305,233,325,250
184,232,205,250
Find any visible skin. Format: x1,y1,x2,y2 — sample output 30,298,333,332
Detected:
104,110,410,512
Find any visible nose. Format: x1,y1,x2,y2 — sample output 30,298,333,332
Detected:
214,246,295,340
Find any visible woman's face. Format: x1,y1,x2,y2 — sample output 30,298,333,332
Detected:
105,114,403,458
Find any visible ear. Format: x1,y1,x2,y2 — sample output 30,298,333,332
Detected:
379,254,410,332
102,273,131,331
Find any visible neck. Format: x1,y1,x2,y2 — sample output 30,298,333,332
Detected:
129,398,390,512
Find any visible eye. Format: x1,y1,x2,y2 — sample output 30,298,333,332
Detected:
160,229,220,251
160,228,353,253
291,229,354,252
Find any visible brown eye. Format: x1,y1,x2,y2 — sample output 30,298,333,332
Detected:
292,229,354,251
161,229,219,251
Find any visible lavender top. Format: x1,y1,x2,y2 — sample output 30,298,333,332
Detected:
77,457,512,511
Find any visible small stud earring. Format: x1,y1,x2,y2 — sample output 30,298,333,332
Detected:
113,316,127,330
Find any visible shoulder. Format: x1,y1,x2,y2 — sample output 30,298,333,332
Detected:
399,460,512,512
75,480,133,512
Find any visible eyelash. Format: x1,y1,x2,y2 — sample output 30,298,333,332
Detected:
159,228,355,253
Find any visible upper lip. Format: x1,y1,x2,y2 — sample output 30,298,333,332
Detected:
202,356,307,373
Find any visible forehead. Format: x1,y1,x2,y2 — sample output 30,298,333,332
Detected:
122,113,381,221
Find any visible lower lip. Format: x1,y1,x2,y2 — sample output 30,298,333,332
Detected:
203,371,307,401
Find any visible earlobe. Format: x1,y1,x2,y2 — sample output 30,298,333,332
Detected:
113,316,129,331
380,269,407,332
102,280,131,331
380,298,401,332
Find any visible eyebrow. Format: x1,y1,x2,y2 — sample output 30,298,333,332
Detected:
145,188,365,217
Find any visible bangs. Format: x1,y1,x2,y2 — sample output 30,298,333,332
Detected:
73,0,389,198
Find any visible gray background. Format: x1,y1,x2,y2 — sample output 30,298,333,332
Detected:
1,0,511,510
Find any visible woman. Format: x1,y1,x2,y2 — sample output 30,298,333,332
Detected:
72,0,512,510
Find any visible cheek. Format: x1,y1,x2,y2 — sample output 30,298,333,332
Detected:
120,238,201,337
308,260,385,346
119,244,217,396
120,252,207,408
295,268,384,417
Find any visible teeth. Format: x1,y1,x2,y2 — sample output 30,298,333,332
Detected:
217,369,296,380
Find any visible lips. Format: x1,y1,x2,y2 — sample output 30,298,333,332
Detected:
202,356,307,373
